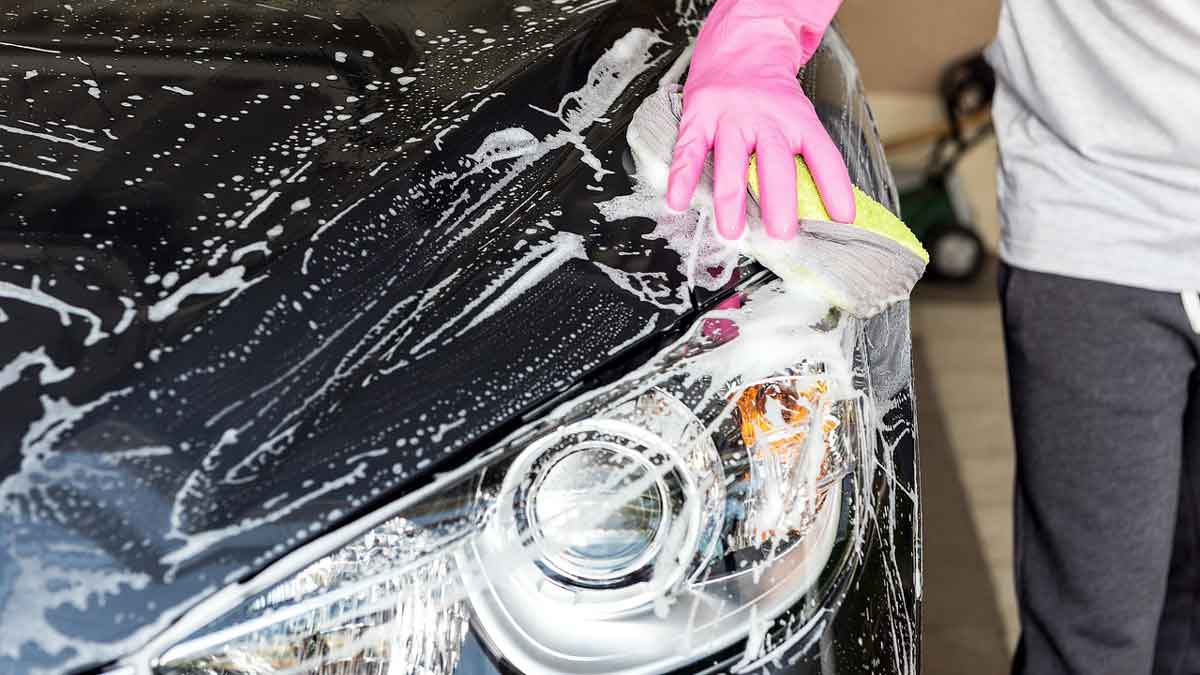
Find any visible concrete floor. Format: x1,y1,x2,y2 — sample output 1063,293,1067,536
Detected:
912,259,1019,674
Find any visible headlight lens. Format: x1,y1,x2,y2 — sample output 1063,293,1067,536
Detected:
154,278,874,675
531,437,668,582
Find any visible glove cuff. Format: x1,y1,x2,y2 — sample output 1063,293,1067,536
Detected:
688,0,838,83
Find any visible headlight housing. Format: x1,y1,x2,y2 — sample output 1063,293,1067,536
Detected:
152,276,875,675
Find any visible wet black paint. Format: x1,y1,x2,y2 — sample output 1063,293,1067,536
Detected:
0,1,919,673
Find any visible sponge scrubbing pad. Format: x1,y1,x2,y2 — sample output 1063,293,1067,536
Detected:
747,156,929,263
627,85,928,318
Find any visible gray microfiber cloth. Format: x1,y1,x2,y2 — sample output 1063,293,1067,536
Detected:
627,85,927,318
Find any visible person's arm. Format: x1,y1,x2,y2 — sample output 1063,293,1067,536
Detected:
666,0,854,240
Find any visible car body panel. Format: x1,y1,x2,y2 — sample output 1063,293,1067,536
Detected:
0,1,919,673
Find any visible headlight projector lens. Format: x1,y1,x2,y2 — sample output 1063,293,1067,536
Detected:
531,444,669,585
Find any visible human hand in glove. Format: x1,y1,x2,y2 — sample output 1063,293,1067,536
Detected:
666,0,855,240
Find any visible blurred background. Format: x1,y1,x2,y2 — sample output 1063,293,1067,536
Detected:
839,3,1015,674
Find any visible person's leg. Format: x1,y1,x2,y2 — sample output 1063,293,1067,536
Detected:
1000,264,1196,675
1153,363,1200,674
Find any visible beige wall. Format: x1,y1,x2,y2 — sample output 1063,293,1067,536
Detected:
835,1,1005,252
840,0,1008,252
837,0,1001,94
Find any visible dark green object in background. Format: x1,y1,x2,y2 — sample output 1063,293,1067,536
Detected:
896,52,994,282
901,175,984,282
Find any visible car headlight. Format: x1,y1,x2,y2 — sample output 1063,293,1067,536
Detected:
152,276,874,675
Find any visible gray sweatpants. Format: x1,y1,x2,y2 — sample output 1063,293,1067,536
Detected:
1000,264,1200,674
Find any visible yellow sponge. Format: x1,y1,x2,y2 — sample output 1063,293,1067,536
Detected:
747,156,929,264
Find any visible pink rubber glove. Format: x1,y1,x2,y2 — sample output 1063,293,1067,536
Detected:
666,0,855,240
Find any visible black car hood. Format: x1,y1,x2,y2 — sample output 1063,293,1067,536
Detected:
0,1,742,671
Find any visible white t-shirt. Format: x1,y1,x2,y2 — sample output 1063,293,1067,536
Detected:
985,0,1200,292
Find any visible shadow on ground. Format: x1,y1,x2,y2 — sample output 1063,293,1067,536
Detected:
914,262,1012,674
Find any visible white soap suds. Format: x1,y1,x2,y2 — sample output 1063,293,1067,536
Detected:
148,267,259,322
0,348,76,393
0,276,108,345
